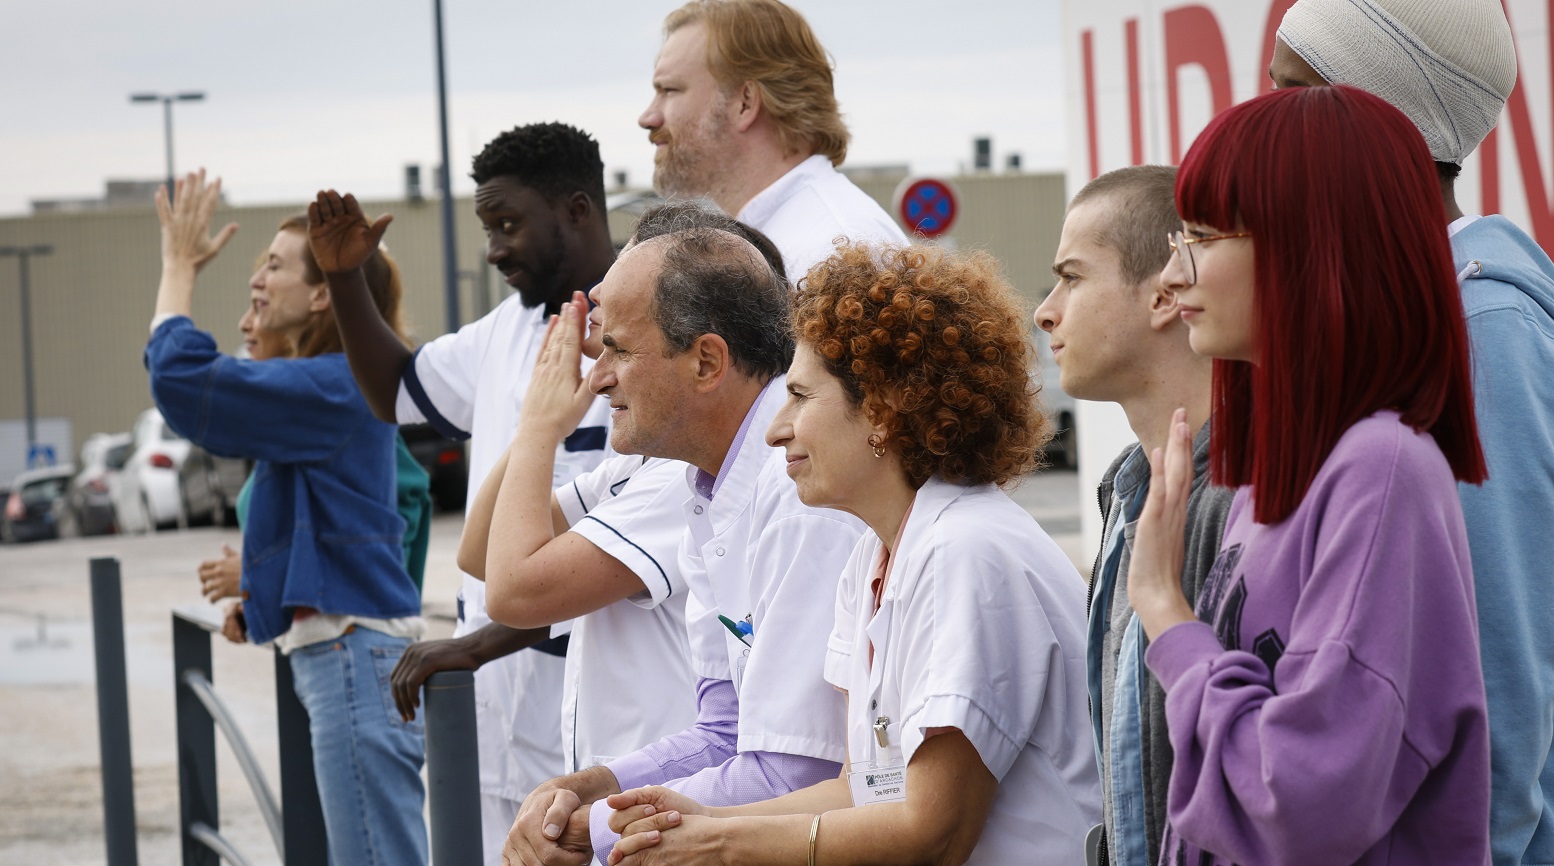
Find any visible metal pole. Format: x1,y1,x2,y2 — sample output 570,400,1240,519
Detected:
180,670,284,856
18,251,36,451
274,649,329,866
424,670,482,865
172,614,219,866
90,558,139,866
187,823,256,866
163,98,175,204
433,0,461,334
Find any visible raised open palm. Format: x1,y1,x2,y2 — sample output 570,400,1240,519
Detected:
307,189,394,275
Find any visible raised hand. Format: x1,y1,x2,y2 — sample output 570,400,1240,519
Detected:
157,169,238,274
516,300,598,445
306,190,393,276
1126,407,1198,640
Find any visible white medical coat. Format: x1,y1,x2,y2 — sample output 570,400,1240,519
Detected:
556,454,698,773
395,293,611,800
826,477,1101,864
679,378,864,762
737,154,908,282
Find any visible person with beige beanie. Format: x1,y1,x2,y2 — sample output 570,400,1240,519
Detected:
1271,3,1554,865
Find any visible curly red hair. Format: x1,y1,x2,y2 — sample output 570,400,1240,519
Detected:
794,243,1050,488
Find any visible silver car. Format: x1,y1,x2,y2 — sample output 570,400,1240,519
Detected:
63,432,132,536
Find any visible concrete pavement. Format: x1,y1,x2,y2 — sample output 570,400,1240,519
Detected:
0,467,1085,865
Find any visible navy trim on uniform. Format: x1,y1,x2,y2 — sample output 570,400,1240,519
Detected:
607,456,649,497
531,634,570,657
564,425,607,453
403,346,471,441
571,480,589,515
579,514,672,600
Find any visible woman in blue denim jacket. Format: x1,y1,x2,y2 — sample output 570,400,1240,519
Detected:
144,170,428,866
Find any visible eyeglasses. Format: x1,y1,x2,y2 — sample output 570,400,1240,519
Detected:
1168,230,1252,286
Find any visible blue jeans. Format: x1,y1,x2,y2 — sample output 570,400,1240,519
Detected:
289,627,428,866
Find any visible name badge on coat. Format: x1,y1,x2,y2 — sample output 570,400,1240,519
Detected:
848,759,907,805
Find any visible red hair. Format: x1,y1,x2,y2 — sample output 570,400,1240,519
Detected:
1177,85,1485,524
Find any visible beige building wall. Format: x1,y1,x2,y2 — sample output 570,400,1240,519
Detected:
850,171,1067,313
0,172,1063,459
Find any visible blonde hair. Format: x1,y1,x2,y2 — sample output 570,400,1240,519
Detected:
666,0,849,165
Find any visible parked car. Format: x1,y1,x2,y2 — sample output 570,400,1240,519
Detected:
113,408,191,533
2,464,75,543
180,445,249,527
62,432,132,536
1034,328,1078,469
400,423,469,512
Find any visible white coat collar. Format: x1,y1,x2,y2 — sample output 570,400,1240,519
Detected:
736,155,833,229
876,476,978,601
685,376,785,534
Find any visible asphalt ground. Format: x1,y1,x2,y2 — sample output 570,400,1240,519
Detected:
0,466,1084,865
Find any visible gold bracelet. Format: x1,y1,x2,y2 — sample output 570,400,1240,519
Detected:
807,813,822,866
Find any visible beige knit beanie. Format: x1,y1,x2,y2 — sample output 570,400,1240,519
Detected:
1279,0,1517,164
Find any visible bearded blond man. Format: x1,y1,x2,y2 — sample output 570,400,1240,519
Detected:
638,0,904,278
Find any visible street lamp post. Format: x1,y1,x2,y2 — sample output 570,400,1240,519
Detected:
431,0,460,334
130,91,206,202
0,245,54,463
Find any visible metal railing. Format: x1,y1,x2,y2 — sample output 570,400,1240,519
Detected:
89,557,483,865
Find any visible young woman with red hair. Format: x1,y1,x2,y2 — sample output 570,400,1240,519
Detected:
1127,85,1491,865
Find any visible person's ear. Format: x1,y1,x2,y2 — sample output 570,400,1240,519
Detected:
1147,276,1180,331
689,333,732,392
732,81,762,133
308,282,332,314
565,190,593,226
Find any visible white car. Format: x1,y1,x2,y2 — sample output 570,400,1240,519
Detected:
64,432,133,536
113,409,191,532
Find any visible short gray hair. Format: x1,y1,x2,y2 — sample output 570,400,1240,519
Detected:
650,227,794,382
633,200,789,283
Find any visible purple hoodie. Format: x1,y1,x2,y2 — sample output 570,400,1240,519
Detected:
1145,411,1490,866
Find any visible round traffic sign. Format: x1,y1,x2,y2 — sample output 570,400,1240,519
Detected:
894,177,959,238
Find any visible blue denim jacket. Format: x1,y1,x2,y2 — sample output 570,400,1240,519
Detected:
1087,449,1151,866
146,317,419,644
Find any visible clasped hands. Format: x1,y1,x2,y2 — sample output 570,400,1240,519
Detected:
503,784,711,866
605,786,714,866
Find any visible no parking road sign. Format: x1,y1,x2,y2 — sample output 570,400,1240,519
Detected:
894,177,959,239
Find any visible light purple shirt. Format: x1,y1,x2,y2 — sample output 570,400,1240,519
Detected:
589,678,839,863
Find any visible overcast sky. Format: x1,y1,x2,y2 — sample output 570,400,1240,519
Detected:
0,0,1065,216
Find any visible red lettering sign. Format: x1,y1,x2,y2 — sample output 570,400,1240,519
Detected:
1501,0,1554,245
1164,5,1234,163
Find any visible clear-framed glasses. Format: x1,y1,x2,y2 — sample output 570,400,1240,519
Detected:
1168,229,1253,286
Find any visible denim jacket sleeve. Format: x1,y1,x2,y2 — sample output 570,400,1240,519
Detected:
146,316,373,464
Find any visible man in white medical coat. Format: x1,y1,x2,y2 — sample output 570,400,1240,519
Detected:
640,0,904,278
503,226,863,866
320,122,615,866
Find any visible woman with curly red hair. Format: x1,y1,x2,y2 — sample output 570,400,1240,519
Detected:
600,243,1100,865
